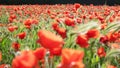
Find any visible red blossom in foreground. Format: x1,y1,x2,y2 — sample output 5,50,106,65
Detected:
0,64,10,68
97,46,106,58
0,4,120,68
57,49,84,68
37,30,64,49
49,46,62,56
12,51,38,68
17,32,26,39
76,34,89,48
33,47,46,60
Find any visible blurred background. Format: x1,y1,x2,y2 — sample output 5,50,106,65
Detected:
0,0,120,5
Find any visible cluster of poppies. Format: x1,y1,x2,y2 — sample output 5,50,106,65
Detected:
0,3,120,68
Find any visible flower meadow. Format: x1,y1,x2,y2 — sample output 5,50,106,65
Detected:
0,4,120,68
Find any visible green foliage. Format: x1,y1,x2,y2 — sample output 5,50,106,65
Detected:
0,14,9,24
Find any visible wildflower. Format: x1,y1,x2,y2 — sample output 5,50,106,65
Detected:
107,32,119,42
8,26,18,32
76,34,89,48
86,29,100,39
12,51,38,68
100,35,108,44
64,17,75,26
33,47,46,60
37,30,64,49
56,27,67,39
49,46,62,56
17,32,26,39
23,19,32,26
12,42,20,51
97,46,106,58
74,3,81,10
57,49,84,68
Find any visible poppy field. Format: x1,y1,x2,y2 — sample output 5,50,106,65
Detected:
0,4,120,68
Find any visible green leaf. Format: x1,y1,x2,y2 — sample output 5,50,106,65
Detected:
92,55,100,65
71,20,100,34
105,10,114,22
103,21,120,34
105,49,120,60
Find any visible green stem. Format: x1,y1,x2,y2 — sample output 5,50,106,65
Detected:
45,51,50,68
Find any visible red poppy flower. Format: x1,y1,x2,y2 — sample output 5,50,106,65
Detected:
101,23,107,30
82,15,86,19
10,14,16,19
8,26,15,32
97,46,106,58
47,10,51,14
8,26,18,32
76,34,89,48
49,46,62,56
25,25,31,29
32,19,39,24
37,30,64,49
33,47,46,60
97,16,104,21
64,17,75,26
109,17,114,22
9,18,13,23
56,27,67,39
100,35,108,44
104,11,110,16
57,49,84,68
74,3,81,10
12,42,20,51
17,32,26,39
66,14,74,19
50,15,56,19
86,29,100,39
52,22,59,31
89,15,94,20
107,32,119,42
56,18,62,23
76,18,82,24
12,51,38,68
23,19,32,26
